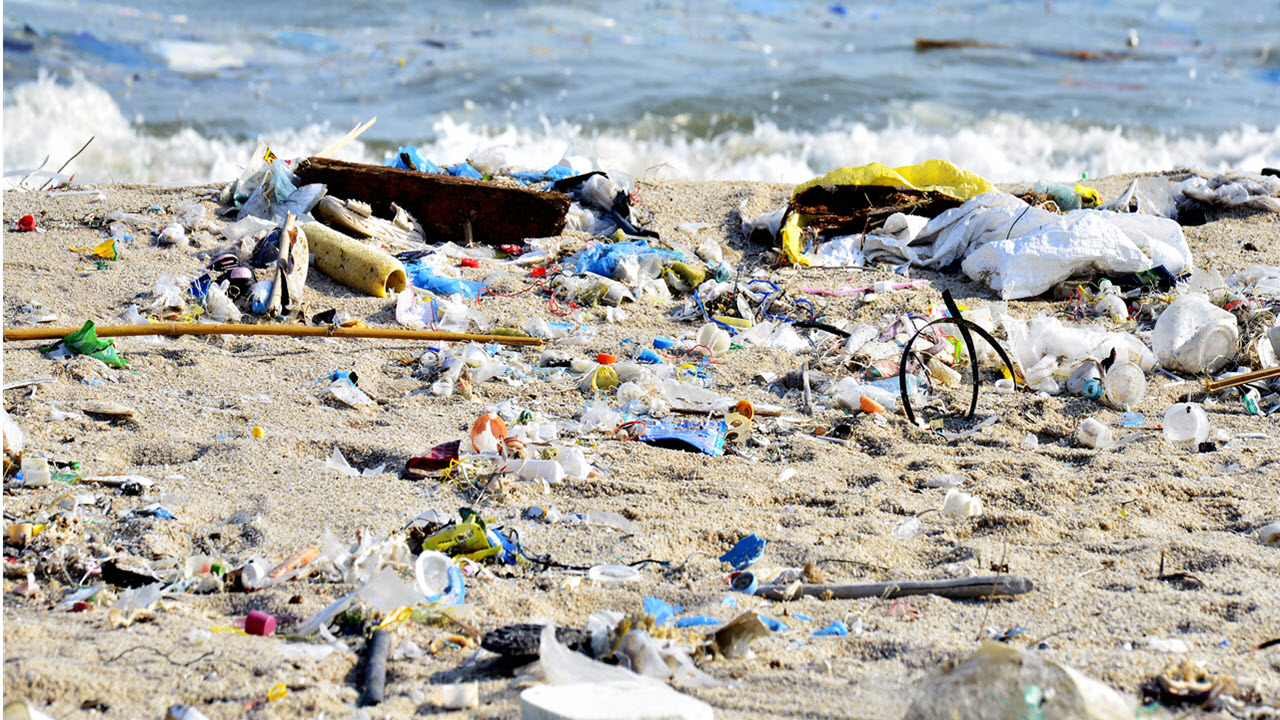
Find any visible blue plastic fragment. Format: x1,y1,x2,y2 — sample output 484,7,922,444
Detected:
189,275,211,301
758,615,788,632
676,616,722,628
812,621,849,637
403,260,486,298
643,596,676,626
635,349,663,364
486,528,522,565
719,534,766,570
792,613,813,622
446,162,484,180
720,596,738,607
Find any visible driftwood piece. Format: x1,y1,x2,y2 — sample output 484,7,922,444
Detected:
789,184,962,235
295,157,570,245
755,575,1033,601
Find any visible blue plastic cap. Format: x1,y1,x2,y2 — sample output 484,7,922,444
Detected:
730,571,758,595
653,337,674,349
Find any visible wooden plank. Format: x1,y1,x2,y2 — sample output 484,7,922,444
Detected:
295,157,570,245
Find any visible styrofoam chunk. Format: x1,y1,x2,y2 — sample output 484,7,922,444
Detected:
520,681,714,720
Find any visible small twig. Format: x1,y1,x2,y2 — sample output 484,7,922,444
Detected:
17,155,50,190
975,542,1008,641
100,646,214,667
443,612,481,639
802,362,812,415
816,558,892,573
39,136,94,191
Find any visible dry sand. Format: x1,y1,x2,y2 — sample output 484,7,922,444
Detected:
2,174,1278,719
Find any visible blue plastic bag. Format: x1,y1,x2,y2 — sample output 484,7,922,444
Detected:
447,162,484,180
403,260,486,298
635,416,726,457
386,146,443,174
569,240,685,279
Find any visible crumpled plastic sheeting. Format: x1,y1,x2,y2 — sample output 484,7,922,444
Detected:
851,193,1192,299
1175,171,1280,213
815,213,929,267
1000,311,1158,373
1228,264,1280,296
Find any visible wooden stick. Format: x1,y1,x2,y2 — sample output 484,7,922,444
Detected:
1204,365,1280,392
2,323,543,347
755,575,1033,601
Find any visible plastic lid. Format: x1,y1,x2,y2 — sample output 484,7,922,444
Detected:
586,564,641,583
653,337,674,349
596,353,617,365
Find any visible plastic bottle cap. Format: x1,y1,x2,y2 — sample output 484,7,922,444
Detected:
596,353,617,365
245,610,276,636
653,337,674,349
729,571,759,594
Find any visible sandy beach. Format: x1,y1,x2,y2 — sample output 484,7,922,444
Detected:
3,172,1279,719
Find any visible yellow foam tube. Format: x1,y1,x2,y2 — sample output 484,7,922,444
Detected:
302,222,407,298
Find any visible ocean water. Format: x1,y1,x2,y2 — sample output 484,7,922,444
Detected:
4,0,1279,186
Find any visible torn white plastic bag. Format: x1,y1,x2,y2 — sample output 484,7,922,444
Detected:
850,193,1192,299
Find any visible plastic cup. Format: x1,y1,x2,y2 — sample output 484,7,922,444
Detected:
245,610,276,636
1076,417,1113,449
1103,362,1146,410
1163,403,1209,448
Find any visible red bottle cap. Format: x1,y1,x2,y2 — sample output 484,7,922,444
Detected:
245,610,276,636
17,215,35,232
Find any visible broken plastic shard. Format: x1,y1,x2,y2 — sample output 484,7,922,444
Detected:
324,379,376,412
892,516,922,539
719,534,766,570
584,510,638,534
358,567,426,613
539,623,646,687
712,613,770,659
115,582,165,613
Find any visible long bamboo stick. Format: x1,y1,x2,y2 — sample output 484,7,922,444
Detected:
2,323,543,347
754,575,1033,601
1204,365,1280,392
